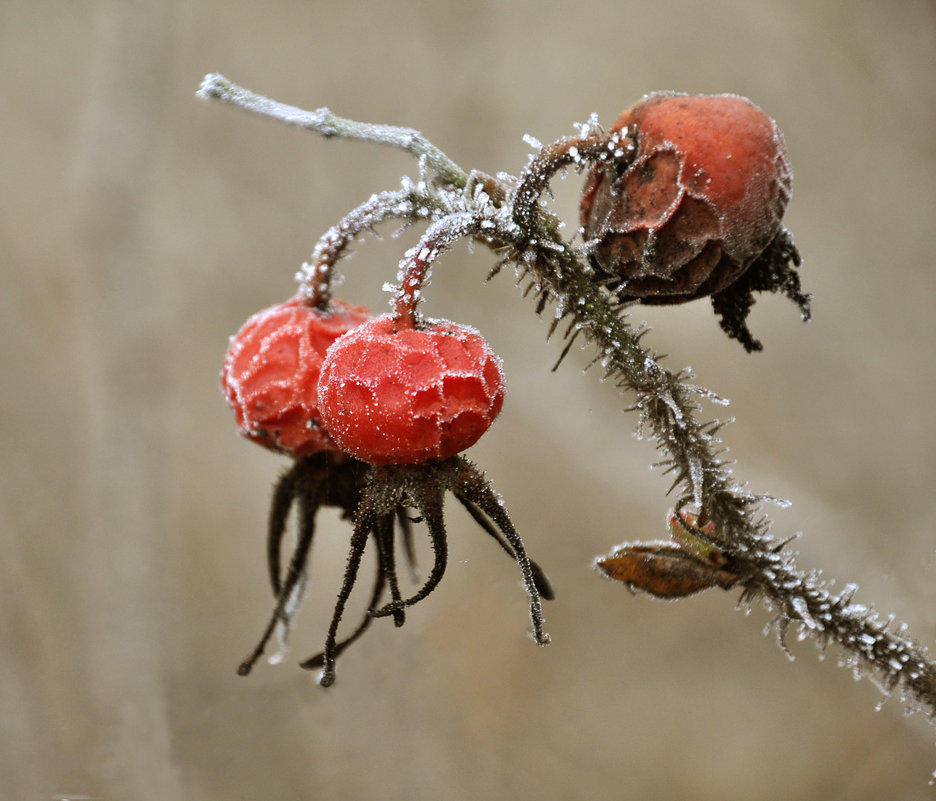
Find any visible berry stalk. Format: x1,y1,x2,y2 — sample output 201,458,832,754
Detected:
511,129,629,234
298,181,453,308
393,211,482,325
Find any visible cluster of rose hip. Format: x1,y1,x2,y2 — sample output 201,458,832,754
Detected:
220,262,539,686
219,91,808,686
220,216,552,687
221,295,501,467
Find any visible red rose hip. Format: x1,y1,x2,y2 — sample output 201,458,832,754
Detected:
580,92,792,303
221,295,372,455
317,315,505,465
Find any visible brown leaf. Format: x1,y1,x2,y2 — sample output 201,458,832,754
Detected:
595,541,740,599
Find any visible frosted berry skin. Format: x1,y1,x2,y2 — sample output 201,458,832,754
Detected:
580,92,792,303
317,315,505,465
221,295,372,455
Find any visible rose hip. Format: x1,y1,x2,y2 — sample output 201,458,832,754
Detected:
317,315,505,465
221,295,371,455
580,92,792,303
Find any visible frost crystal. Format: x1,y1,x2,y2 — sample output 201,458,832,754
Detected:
790,596,818,629
575,113,601,137
687,458,704,507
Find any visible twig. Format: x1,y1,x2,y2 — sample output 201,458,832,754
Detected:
197,73,468,188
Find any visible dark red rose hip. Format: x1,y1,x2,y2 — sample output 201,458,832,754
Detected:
580,92,792,303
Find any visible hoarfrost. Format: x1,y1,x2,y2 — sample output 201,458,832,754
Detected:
268,573,307,665
843,603,869,619
574,113,601,137
688,457,704,507
790,595,818,629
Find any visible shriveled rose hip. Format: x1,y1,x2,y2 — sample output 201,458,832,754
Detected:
580,91,792,303
317,315,505,465
221,295,372,455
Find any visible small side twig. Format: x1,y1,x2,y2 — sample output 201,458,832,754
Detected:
198,73,468,188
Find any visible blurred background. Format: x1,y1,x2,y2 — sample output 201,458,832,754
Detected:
3,0,936,798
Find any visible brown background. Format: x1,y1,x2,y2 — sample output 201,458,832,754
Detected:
3,1,936,798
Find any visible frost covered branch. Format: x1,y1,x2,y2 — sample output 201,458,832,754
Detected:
200,75,936,737
198,74,467,188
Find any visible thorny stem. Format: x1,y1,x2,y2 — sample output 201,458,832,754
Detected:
198,74,468,189
504,137,936,719
741,544,936,711
201,75,936,726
